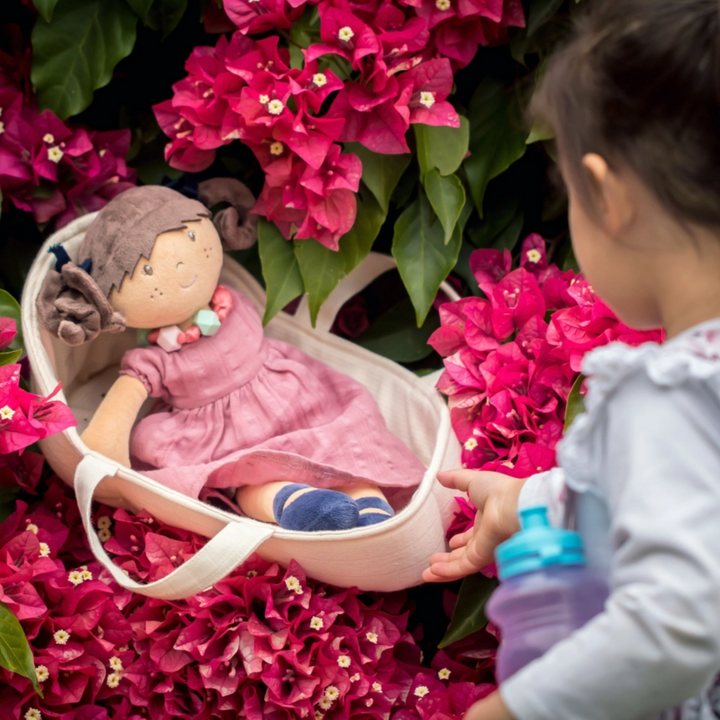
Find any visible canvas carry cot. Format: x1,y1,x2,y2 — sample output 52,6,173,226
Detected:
21,212,463,600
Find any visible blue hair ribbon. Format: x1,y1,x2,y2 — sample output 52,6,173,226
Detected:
48,245,92,274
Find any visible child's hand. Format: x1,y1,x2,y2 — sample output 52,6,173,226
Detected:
422,469,526,583
464,692,515,720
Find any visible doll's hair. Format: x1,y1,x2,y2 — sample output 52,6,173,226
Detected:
37,181,258,346
532,0,720,228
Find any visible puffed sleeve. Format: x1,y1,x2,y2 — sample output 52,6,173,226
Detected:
517,467,567,527
500,371,720,720
119,346,167,399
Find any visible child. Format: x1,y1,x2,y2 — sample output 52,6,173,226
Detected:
424,0,720,718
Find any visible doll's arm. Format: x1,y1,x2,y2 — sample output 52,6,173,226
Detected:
81,375,148,467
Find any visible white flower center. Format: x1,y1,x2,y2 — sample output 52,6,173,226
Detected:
39,542,50,557
372,682,382,692
324,686,340,701
366,631,378,643
312,72,328,87
270,141,284,156
53,629,70,645
464,437,478,450
0,405,15,420
0,121,4,135
68,570,84,586
43,133,54,143
47,146,64,163
419,91,436,109
259,94,270,104
414,685,430,698
109,657,123,671
267,99,284,115
337,655,351,667
438,668,451,679
310,615,324,630
26,523,38,534
526,248,542,263
338,26,354,42
106,672,122,688
35,665,49,683
25,710,42,720
436,0,451,9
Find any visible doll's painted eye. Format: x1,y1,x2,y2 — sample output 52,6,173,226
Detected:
143,265,153,275
188,231,195,240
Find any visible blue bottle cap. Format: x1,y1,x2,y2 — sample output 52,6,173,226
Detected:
495,506,586,580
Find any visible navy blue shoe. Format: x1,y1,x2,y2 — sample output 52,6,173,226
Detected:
273,484,359,531
356,496,395,526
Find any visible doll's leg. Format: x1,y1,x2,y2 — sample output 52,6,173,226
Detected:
236,482,359,531
336,484,395,526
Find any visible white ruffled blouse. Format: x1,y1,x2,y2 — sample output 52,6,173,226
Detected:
503,320,720,720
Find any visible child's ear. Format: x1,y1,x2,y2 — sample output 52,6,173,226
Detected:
582,153,635,237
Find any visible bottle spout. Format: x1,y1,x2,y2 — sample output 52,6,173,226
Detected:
518,506,550,530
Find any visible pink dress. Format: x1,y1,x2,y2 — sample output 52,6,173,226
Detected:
119,287,424,500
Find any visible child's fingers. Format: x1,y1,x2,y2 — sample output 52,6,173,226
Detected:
449,527,473,549
422,550,481,582
436,468,476,491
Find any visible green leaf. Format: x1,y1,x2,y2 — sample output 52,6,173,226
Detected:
0,349,22,367
345,143,411,213
33,0,60,22
258,219,304,325
295,187,386,326
123,0,153,19
439,573,499,648
392,192,462,326
424,170,465,245
467,194,523,250
464,78,527,217
526,119,555,144
0,290,23,353
144,0,188,37
289,7,320,69
0,488,19,523
414,117,470,178
564,373,586,432
31,0,138,120
526,0,565,36
0,601,41,695
356,298,440,362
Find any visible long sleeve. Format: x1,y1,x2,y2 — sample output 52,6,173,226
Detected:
500,371,720,720
517,467,567,527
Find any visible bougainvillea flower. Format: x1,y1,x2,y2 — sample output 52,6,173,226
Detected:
396,58,460,126
0,364,76,454
327,78,411,153
289,60,345,113
226,36,292,83
0,317,16,350
224,0,304,35
295,186,357,250
272,112,345,169
306,7,381,68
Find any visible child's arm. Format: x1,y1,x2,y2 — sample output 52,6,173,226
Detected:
470,374,720,720
81,375,148,467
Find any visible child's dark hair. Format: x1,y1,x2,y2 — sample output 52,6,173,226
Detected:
533,0,720,227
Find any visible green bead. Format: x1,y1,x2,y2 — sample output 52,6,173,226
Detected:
136,328,151,347
194,309,221,336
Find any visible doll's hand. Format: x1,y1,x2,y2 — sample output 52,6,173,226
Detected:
80,375,147,468
422,469,526,583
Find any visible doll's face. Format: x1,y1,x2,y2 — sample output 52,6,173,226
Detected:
109,216,224,329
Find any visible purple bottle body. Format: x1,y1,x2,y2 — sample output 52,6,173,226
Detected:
486,564,608,682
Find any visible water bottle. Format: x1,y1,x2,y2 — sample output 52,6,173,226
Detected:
486,505,609,682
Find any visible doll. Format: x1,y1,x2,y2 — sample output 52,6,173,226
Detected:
37,182,424,532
